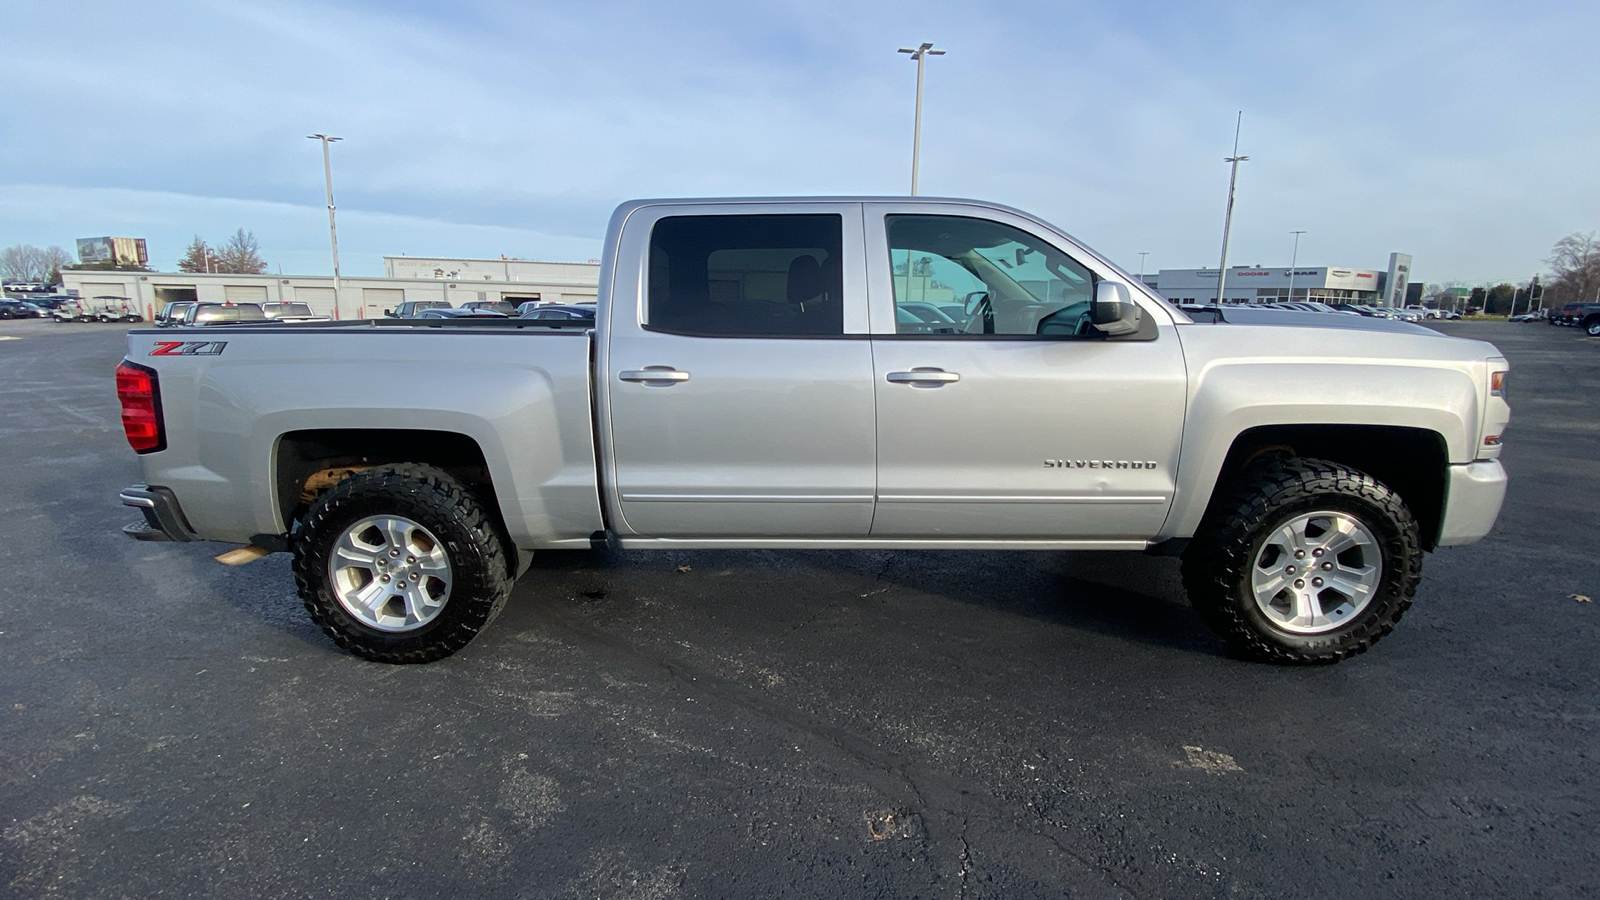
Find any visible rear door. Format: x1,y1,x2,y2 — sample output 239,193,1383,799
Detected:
864,202,1187,540
602,202,877,538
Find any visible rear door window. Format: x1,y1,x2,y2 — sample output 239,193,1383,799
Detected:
647,214,843,336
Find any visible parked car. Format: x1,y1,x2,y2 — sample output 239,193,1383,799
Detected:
413,307,508,319
156,301,196,327
519,304,596,322
261,302,331,323
386,300,453,318
182,303,268,326
0,299,45,319
461,300,519,315
1553,302,1600,333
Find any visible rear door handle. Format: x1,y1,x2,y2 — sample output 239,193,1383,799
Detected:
886,368,960,386
619,367,691,385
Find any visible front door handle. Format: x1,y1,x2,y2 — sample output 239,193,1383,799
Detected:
886,368,960,386
619,367,691,385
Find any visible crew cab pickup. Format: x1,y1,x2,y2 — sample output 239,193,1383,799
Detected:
116,197,1511,665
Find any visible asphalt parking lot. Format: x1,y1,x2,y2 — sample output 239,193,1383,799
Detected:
1,316,1595,899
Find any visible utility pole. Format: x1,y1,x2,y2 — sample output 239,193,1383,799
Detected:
898,42,945,196
307,134,344,319
1287,230,1306,302
1138,251,1150,283
1215,112,1248,305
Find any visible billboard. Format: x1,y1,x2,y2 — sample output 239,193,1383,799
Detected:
76,237,149,266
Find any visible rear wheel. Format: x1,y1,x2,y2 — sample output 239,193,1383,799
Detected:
1585,318,1600,337
293,463,512,663
1182,458,1422,664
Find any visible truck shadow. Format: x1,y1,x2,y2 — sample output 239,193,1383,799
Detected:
515,547,1227,659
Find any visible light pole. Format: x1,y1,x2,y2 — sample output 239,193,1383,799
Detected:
1138,251,1150,283
307,134,344,319
1287,230,1306,302
898,42,945,196
1215,112,1248,304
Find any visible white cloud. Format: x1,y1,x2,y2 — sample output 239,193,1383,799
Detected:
2,0,1597,285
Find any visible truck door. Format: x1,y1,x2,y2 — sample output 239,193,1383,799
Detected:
863,203,1187,540
602,203,877,538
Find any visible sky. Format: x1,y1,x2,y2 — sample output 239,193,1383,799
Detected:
3,0,1597,286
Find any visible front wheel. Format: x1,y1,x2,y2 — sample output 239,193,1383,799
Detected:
1585,318,1600,337
1182,459,1422,664
292,463,512,663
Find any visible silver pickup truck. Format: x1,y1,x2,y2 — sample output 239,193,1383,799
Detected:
115,197,1511,666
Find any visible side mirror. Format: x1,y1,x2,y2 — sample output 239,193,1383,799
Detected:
383,309,393,317
964,291,990,316
1093,281,1142,336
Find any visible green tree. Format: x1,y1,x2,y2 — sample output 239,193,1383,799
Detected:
1483,283,1516,316
176,236,215,273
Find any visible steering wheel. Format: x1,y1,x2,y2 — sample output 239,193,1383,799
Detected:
962,295,994,334
1072,312,1096,337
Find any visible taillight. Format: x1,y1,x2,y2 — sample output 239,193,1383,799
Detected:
116,360,165,453
1490,370,1507,398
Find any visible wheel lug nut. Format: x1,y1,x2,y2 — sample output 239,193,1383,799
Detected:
1285,565,1296,575
1294,550,1305,559
1322,562,1333,570
1313,577,1324,587
1294,579,1305,589
390,549,400,557
380,575,390,583
1312,548,1324,558
407,556,416,564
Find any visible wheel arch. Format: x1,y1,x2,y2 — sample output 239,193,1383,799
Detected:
1195,424,1450,550
274,428,523,574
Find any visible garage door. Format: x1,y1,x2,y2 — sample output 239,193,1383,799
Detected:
294,287,336,317
224,285,269,304
362,288,404,317
81,282,125,299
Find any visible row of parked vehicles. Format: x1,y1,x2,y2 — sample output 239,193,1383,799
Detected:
145,298,599,328
150,301,331,327
0,295,144,322
384,299,597,323
1175,300,1460,321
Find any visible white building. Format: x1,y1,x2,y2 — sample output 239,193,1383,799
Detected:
61,257,600,321
1146,264,1388,305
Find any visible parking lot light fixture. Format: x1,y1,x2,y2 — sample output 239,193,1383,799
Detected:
898,42,945,196
1215,112,1248,304
307,134,344,319
1287,230,1306,302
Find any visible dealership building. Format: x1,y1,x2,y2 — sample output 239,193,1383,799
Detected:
1146,253,1413,306
60,256,600,321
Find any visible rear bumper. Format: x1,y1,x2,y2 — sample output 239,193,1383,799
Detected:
120,485,198,542
1436,461,1507,547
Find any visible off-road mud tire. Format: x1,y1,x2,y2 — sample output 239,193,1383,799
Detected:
1181,458,1423,664
292,463,511,663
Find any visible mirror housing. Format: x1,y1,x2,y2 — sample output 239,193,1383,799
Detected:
963,291,990,316
1092,281,1142,336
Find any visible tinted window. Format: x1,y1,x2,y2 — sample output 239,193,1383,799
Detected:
887,215,1096,337
648,214,843,336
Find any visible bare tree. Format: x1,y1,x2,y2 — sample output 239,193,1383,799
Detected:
41,246,72,285
216,228,267,274
1546,231,1600,307
2,244,73,284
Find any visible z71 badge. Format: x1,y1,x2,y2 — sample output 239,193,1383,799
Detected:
150,341,227,357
